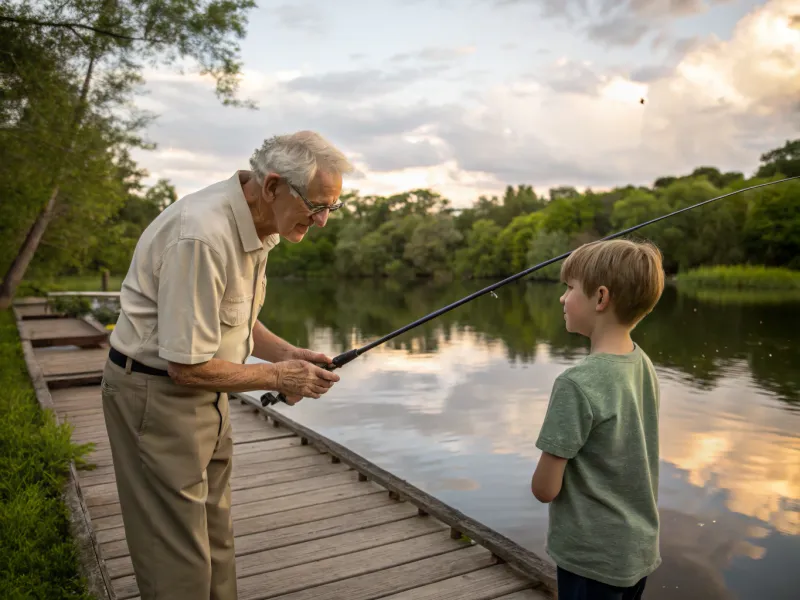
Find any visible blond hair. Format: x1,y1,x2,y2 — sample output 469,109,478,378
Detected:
560,239,665,326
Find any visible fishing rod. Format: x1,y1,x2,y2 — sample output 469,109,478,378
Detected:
261,175,799,406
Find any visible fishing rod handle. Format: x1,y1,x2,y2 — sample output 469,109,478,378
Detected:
259,360,342,407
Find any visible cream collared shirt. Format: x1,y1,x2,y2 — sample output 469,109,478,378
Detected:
110,171,279,370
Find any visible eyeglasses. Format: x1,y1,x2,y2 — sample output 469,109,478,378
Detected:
286,180,343,214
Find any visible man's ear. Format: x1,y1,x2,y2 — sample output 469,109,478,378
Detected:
262,173,281,201
595,285,611,312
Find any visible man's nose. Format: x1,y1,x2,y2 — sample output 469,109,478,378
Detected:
312,210,329,227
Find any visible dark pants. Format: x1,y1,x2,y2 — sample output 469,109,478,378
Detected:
557,567,647,600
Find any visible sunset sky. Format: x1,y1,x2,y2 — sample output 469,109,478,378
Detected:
131,0,800,206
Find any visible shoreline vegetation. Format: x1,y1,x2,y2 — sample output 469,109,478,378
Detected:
18,263,800,331
6,142,800,303
674,265,800,290
20,265,800,297
0,310,94,599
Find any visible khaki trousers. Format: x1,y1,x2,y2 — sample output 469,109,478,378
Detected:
101,358,237,600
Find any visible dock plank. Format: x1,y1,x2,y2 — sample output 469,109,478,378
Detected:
237,532,466,600
379,564,534,599
495,590,552,600
16,303,62,319
34,346,108,377
19,317,108,348
269,545,496,600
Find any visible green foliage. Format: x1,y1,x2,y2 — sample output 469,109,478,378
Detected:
0,310,95,599
676,265,800,290
526,230,572,281
263,141,799,284
743,178,800,268
1,0,257,106
453,219,505,279
48,296,92,317
1,0,256,300
756,139,800,179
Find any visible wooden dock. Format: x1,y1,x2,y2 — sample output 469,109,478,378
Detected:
12,304,556,600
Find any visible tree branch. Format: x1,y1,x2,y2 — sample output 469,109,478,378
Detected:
0,15,162,43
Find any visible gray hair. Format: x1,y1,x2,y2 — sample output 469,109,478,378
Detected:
249,131,354,193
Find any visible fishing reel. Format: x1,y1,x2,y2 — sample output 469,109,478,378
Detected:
260,350,357,407
260,363,336,406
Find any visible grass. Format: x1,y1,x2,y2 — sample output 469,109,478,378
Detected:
675,265,800,290
18,273,123,296
677,286,800,305
0,309,94,599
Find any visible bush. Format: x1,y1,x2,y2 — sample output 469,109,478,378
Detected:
0,310,94,599
675,265,800,289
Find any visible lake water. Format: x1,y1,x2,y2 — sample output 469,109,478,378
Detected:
258,278,799,600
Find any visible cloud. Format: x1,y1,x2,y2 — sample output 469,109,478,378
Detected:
390,46,476,63
495,0,727,19
630,64,674,83
632,35,709,82
494,0,735,47
587,15,651,46
284,68,435,100
538,58,611,95
282,47,474,102
272,3,326,32
131,0,800,206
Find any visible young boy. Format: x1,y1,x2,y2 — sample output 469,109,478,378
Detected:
531,239,665,600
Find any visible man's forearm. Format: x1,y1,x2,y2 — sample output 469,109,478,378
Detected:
167,358,277,393
252,320,297,363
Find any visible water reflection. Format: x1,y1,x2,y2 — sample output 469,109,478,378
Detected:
258,279,800,600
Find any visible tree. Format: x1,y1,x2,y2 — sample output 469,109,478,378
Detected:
744,179,800,268
526,230,572,281
404,215,463,278
454,220,504,279
756,139,800,178
0,0,257,308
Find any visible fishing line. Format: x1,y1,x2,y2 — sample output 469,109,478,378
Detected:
261,175,799,406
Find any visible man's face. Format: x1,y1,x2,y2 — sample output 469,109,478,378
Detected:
271,170,343,243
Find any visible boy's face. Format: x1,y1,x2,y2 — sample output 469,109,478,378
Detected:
560,278,599,336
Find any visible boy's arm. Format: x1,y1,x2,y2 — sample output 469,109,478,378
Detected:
531,375,593,503
531,453,567,503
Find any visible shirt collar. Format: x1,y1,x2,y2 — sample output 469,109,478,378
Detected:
228,171,281,254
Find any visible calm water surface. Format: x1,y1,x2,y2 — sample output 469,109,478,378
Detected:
258,279,799,600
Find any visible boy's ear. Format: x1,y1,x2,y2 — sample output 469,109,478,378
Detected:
595,285,611,312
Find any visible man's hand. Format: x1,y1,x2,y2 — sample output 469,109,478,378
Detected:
290,347,335,367
273,359,340,404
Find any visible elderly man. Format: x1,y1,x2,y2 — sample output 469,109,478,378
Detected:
101,131,352,600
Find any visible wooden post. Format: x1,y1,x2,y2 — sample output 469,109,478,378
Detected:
101,269,109,291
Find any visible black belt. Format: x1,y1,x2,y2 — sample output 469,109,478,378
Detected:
109,347,169,377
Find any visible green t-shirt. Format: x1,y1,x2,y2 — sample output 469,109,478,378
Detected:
535,343,661,587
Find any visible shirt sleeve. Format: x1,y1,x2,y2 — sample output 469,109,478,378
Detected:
156,238,227,364
535,375,594,459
